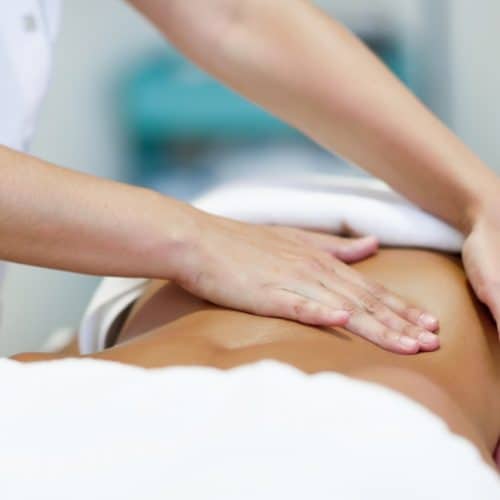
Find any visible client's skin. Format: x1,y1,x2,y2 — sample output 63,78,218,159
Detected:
12,249,500,470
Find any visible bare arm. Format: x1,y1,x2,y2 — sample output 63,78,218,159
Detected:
129,0,498,232
0,145,195,277
1,145,442,353
129,0,500,334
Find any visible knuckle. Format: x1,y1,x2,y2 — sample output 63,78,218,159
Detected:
261,282,279,292
340,300,357,314
317,280,329,291
373,308,395,326
368,282,387,299
179,271,210,293
378,328,398,344
305,256,327,273
360,293,383,314
292,299,312,319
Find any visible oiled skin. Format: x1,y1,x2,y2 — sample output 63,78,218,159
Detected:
13,250,500,466
113,249,500,460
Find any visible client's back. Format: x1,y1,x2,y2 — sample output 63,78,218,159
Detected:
103,249,500,466
12,249,500,467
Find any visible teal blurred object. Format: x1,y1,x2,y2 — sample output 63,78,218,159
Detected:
120,34,413,145
120,51,297,144
118,33,415,194
364,34,412,90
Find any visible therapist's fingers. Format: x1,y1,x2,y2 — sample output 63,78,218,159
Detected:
329,259,440,332
268,227,379,264
262,290,351,327
278,228,440,335
343,310,421,354
263,260,439,354
302,274,439,352
300,232,379,263
329,235,379,263
346,299,439,352
341,290,440,352
267,286,432,354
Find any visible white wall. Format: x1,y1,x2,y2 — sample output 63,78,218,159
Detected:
1,0,165,355
1,0,499,355
451,0,500,169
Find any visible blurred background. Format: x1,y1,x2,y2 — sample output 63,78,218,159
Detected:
1,0,499,355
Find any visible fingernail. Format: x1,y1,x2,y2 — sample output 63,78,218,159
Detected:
400,336,418,348
418,332,438,345
419,313,439,331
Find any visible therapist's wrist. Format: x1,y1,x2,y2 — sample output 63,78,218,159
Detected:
459,169,500,235
474,191,500,232
133,189,204,281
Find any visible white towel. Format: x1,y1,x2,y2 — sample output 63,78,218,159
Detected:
1,359,498,499
23,180,495,498
79,176,464,354
195,176,463,252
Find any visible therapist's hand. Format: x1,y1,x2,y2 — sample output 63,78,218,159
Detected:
172,213,440,354
462,201,500,335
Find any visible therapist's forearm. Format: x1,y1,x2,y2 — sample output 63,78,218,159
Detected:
132,0,498,233
1,145,447,353
0,146,197,277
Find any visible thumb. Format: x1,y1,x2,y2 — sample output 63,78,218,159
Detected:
332,235,379,263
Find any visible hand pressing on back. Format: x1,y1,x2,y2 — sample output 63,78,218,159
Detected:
171,213,440,354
